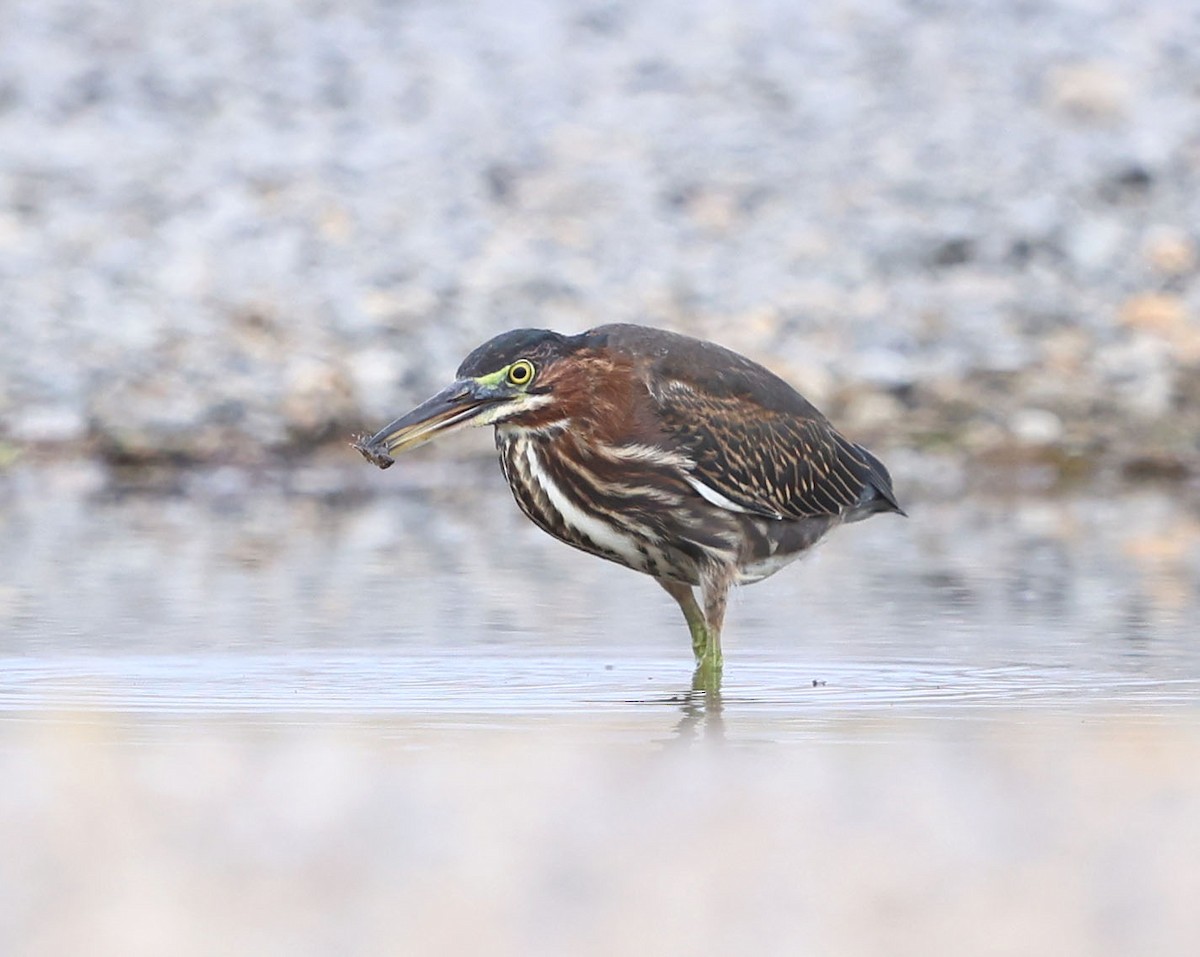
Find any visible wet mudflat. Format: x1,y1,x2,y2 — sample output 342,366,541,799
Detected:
1,461,1198,954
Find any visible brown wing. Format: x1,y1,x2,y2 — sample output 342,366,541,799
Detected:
582,324,902,520
650,381,901,521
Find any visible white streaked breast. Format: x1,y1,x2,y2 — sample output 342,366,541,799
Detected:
521,441,646,567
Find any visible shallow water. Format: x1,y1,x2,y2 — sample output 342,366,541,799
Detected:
3,462,1200,955
1,460,1196,734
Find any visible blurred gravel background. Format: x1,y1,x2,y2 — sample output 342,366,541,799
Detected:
1,0,1198,476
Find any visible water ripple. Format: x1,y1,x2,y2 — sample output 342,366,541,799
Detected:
1,652,1194,722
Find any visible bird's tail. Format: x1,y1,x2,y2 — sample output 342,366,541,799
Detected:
843,440,906,522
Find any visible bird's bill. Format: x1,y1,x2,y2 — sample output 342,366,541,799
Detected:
353,378,506,469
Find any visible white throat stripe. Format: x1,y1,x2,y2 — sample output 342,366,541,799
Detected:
522,443,644,565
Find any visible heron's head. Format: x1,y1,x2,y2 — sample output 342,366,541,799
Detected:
354,328,592,468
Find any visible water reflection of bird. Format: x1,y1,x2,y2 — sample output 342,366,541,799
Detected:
356,324,904,686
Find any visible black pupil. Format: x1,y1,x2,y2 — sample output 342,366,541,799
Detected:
512,363,530,382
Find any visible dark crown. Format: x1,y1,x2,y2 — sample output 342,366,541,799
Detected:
456,328,574,378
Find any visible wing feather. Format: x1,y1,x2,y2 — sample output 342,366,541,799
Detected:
651,381,899,520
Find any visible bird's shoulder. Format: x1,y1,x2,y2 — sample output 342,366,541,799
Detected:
585,323,826,419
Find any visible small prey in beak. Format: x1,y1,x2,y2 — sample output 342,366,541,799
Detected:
351,433,396,469
353,375,526,470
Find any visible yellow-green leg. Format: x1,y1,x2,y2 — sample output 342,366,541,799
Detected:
658,577,727,692
658,579,710,660
700,579,727,669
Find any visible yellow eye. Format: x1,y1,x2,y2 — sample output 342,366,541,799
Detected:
507,359,535,386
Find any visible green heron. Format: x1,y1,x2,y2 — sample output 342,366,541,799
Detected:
355,324,903,681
